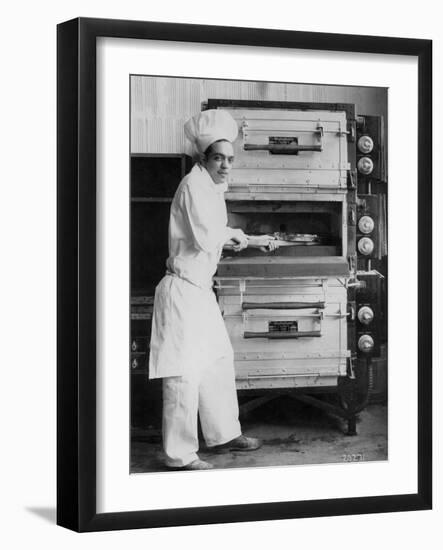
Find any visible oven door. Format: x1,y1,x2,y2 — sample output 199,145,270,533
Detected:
216,275,350,390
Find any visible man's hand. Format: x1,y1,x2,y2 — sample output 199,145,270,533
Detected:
247,235,280,252
260,238,279,252
224,231,280,253
230,229,248,252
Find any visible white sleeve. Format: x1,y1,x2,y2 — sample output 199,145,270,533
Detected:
182,185,231,253
226,227,246,240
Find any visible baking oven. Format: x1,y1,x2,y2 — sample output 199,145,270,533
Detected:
209,100,387,433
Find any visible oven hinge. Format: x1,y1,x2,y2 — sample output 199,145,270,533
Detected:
347,168,357,189
348,253,357,278
337,120,356,143
348,203,357,225
347,356,356,379
346,255,366,289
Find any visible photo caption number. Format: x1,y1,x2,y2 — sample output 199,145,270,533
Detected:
342,453,365,462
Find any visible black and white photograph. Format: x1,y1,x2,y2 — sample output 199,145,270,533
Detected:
129,75,388,473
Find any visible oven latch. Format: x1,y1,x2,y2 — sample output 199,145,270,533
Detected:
242,301,325,311
244,329,322,339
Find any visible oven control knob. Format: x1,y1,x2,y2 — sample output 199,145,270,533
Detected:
358,237,374,255
357,156,374,175
358,135,374,154
358,334,374,352
358,215,375,234
358,306,374,325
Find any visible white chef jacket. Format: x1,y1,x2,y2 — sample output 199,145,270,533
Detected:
149,164,239,379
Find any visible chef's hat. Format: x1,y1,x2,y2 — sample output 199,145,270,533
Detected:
184,109,238,154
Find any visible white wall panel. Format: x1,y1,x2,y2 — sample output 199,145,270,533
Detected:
131,76,387,154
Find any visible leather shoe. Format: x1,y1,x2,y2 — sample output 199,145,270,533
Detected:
168,459,214,471
213,434,263,453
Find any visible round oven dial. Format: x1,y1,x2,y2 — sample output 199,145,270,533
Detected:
358,135,374,154
358,334,374,352
358,237,374,255
358,215,375,234
357,156,374,175
358,306,374,325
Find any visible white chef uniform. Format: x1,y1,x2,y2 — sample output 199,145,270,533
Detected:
149,111,242,467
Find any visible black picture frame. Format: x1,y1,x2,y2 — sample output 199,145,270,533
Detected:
57,17,432,532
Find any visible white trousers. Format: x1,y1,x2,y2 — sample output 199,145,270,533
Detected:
162,355,242,467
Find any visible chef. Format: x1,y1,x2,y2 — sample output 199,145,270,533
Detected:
149,109,268,470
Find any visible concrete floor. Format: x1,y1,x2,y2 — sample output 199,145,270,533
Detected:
131,398,387,473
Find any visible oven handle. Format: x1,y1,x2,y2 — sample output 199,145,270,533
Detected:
244,143,322,153
243,330,322,339
242,301,325,311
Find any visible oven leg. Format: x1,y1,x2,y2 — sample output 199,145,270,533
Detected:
346,415,357,436
339,358,371,435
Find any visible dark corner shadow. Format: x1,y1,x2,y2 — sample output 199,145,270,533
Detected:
26,507,56,524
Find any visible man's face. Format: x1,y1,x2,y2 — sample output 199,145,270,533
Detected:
202,140,235,185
